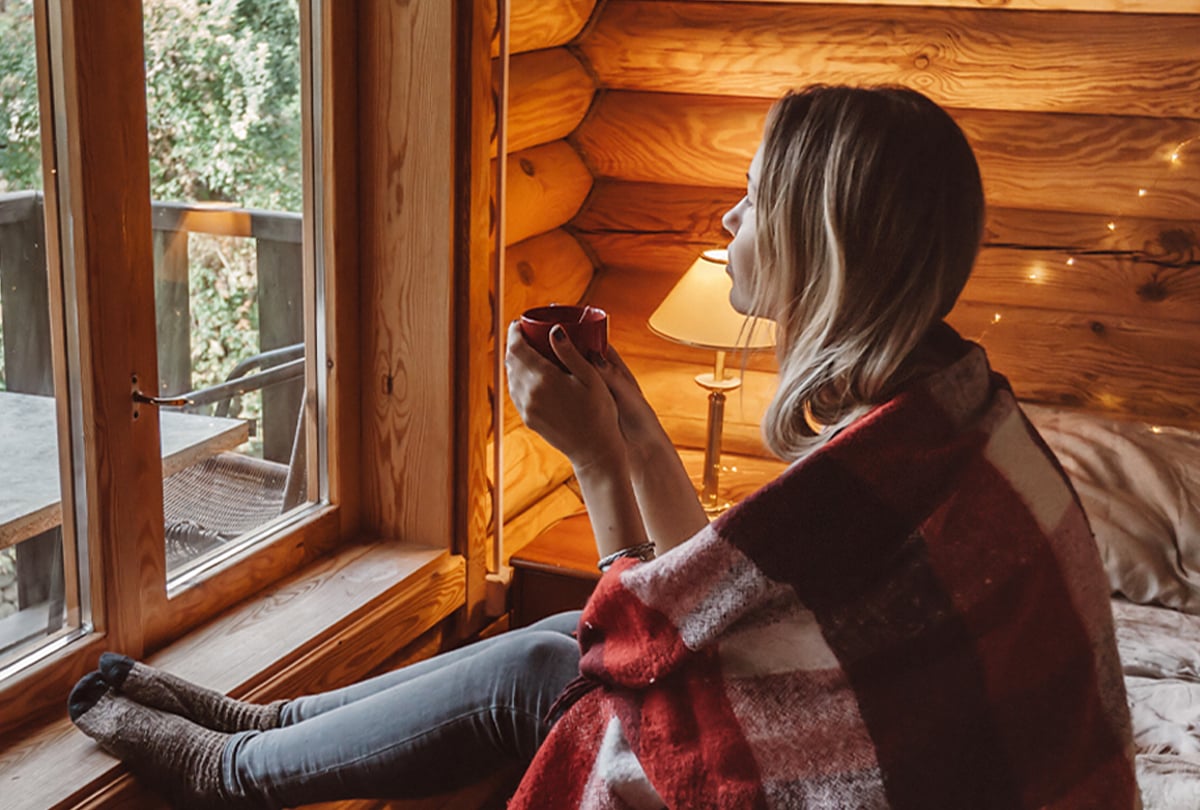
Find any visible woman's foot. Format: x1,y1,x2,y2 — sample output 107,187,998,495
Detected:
69,672,247,808
99,652,284,732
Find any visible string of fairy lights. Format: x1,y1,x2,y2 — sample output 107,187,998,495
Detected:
987,133,1198,328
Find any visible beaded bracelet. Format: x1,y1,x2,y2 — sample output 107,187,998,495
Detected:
597,542,656,573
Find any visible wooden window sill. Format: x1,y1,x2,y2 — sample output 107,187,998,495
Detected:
0,539,466,810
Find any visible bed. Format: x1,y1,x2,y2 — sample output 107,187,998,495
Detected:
1025,406,1200,809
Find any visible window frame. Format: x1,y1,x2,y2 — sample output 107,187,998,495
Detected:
0,0,364,735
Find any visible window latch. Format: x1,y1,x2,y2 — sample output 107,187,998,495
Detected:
132,390,194,407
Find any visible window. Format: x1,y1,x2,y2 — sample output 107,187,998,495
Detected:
0,0,81,674
141,0,316,584
0,0,340,732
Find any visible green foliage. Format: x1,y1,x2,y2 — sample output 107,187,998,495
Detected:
0,0,41,389
143,0,302,415
143,0,302,212
0,1,303,423
0,0,41,193
188,234,262,427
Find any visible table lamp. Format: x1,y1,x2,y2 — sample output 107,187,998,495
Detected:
648,249,775,514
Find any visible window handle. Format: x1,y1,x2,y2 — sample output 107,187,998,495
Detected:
131,374,193,407
132,389,194,407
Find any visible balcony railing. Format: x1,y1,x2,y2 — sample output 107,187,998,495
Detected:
0,191,306,629
0,190,304,462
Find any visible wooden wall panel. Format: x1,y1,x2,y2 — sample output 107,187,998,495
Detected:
572,180,735,274
571,90,764,187
985,207,1200,258
573,91,1200,221
959,111,1200,221
577,230,723,279
502,0,599,56
948,301,1200,426
359,0,454,544
574,180,1200,325
573,179,739,247
963,249,1200,325
582,1,1200,119
576,179,1200,270
498,427,576,521
498,47,596,156
587,266,777,373
503,228,595,322
554,0,1200,437
502,140,594,245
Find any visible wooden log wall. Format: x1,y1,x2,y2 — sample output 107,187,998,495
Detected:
563,0,1200,438
489,0,600,546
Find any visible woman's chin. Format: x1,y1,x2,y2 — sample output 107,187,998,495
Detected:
728,292,752,317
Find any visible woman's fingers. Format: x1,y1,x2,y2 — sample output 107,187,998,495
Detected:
595,347,646,405
548,325,601,385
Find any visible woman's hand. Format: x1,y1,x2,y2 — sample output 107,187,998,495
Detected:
505,321,624,470
592,347,710,548
593,347,673,463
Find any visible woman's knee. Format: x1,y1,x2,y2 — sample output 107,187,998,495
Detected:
509,631,580,687
524,610,581,637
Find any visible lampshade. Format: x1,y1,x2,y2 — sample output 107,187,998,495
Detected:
648,249,775,351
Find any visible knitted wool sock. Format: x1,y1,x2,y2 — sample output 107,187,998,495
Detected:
99,652,284,733
69,672,248,809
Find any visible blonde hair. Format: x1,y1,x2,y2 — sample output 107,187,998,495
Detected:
749,86,985,462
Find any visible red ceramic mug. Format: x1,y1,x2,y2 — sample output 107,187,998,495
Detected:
519,304,608,370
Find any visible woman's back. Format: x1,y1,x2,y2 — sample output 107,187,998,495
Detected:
513,327,1137,809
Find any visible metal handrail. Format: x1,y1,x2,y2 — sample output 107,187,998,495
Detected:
180,357,305,417
223,342,305,382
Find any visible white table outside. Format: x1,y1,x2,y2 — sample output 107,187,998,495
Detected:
0,391,250,550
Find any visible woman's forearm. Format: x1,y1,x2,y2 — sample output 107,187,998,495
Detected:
628,431,710,554
572,451,652,561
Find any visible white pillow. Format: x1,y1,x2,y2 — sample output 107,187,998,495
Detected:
1023,405,1200,614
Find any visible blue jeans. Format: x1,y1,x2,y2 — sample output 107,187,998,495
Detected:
222,611,582,807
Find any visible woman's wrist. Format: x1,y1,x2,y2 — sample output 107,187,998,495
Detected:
627,427,676,479
569,441,630,479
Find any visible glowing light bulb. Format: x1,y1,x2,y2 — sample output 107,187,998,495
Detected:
1138,188,1148,197
1170,152,1181,163
1065,257,1076,266
1028,271,1040,281
992,313,1002,324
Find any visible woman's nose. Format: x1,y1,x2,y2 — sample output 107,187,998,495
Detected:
722,202,741,236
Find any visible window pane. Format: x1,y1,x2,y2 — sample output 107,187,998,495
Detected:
142,0,314,578
0,0,83,664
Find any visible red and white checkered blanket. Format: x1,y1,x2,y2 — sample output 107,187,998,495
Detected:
511,328,1139,809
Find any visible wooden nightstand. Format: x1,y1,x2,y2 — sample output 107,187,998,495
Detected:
509,513,599,627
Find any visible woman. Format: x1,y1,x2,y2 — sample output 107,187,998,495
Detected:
70,85,1138,808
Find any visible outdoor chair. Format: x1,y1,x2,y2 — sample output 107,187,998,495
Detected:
161,343,306,569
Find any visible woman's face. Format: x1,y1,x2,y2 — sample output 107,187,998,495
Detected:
722,145,764,316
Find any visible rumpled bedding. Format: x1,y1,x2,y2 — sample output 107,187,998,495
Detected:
1113,598,1200,809
510,328,1138,809
1025,405,1200,614
1022,404,1200,808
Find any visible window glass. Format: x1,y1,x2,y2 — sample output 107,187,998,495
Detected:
0,0,82,666
141,0,313,579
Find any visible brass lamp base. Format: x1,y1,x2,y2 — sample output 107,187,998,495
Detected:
695,351,742,516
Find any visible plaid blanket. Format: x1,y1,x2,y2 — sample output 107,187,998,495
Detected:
510,329,1138,809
